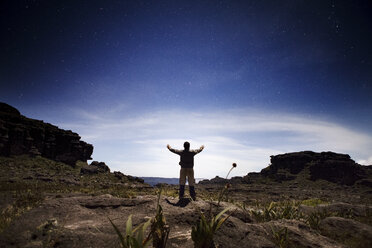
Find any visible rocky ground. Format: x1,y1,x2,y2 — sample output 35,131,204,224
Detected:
2,192,371,248
0,155,371,248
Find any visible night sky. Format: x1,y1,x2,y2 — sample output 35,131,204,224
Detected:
1,1,372,178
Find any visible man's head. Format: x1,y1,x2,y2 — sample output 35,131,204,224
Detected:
183,141,190,151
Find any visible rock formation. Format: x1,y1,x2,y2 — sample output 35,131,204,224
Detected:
261,151,370,185
0,102,93,166
201,151,371,186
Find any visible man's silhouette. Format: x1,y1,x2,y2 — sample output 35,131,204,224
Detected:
167,142,204,200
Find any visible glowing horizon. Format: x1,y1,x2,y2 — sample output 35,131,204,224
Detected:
54,107,372,179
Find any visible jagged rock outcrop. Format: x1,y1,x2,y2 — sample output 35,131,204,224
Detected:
261,151,370,185
0,102,93,166
80,161,110,174
199,176,245,185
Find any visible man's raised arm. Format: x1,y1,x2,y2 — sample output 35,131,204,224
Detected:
167,144,182,154
194,145,205,154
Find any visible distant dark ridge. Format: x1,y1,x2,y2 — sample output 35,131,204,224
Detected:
141,177,205,186
0,102,93,166
200,151,372,186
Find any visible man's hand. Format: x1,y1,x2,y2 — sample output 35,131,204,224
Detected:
200,145,205,150
167,144,171,149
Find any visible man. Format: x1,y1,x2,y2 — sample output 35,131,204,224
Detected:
167,142,204,200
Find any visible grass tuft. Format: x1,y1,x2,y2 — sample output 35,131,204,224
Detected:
271,226,289,248
250,201,301,223
0,190,43,233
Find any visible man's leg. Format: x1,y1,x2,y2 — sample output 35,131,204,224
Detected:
188,169,196,200
179,168,186,199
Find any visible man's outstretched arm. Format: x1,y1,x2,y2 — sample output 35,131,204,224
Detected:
167,144,182,154
194,145,205,154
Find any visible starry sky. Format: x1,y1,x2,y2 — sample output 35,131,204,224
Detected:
1,0,372,178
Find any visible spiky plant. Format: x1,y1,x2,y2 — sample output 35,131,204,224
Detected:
306,210,331,230
191,207,231,248
151,188,170,248
109,215,152,248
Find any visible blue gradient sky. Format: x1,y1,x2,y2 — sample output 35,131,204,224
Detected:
1,1,372,178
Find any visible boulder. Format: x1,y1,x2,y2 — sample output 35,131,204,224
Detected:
90,161,110,173
113,171,125,180
80,161,110,174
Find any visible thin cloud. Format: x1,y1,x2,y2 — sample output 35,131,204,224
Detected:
57,108,372,178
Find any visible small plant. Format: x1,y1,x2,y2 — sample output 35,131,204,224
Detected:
110,188,170,248
277,201,301,220
251,202,277,222
151,188,170,248
109,215,152,248
217,163,237,206
250,201,301,223
191,163,236,247
191,207,231,248
305,210,331,230
271,226,289,248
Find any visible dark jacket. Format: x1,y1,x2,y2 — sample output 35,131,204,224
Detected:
168,147,203,168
